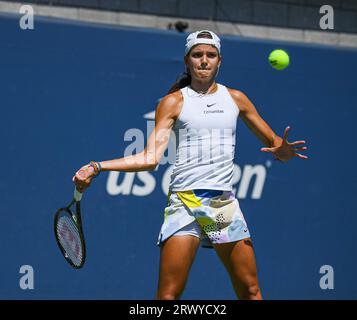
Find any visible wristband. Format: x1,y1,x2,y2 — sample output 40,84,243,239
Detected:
89,161,101,176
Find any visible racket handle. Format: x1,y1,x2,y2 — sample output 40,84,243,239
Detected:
74,187,83,202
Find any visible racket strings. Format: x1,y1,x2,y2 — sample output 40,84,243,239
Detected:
56,214,84,267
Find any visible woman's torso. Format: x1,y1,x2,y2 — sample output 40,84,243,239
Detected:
169,83,239,191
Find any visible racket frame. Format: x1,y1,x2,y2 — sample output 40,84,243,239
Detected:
54,196,86,269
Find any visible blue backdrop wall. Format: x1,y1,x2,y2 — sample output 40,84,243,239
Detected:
0,12,356,300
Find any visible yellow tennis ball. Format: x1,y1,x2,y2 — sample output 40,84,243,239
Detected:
269,49,290,70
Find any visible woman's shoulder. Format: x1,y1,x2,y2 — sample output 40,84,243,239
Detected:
224,85,243,96
163,89,183,104
156,90,183,119
224,86,249,103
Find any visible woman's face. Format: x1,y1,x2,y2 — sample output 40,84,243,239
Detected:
185,44,221,82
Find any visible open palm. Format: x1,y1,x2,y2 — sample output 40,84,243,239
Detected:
261,126,308,162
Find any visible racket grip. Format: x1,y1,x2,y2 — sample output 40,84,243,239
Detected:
74,187,83,202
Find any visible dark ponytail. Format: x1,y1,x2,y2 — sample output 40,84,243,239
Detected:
167,70,191,94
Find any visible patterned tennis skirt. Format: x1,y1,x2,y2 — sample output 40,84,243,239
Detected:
157,189,250,248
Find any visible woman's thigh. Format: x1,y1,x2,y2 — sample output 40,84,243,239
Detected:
213,238,262,300
156,235,200,300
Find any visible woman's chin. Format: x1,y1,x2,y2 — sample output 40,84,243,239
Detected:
193,73,213,81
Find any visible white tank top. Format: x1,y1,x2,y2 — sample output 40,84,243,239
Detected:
169,83,239,191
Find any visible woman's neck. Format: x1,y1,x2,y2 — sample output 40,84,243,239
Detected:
190,80,217,94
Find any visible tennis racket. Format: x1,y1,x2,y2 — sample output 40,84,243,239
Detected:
54,187,86,269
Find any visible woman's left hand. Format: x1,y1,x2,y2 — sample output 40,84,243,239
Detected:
260,126,308,162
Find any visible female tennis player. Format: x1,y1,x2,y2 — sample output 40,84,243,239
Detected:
73,30,308,300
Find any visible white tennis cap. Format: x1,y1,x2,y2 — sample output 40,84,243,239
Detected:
185,30,221,55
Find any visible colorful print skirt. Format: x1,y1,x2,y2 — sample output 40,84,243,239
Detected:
157,189,250,248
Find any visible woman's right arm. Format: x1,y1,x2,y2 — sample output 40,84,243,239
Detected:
73,91,182,189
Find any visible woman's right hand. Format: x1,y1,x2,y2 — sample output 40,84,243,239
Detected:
72,164,96,192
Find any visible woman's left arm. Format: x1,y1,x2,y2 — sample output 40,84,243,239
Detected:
228,88,308,162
